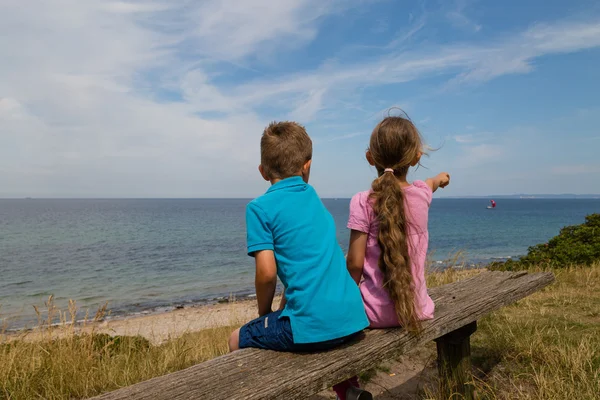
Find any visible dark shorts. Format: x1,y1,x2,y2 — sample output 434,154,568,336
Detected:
238,310,358,352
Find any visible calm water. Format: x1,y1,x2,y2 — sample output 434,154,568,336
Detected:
1,198,598,329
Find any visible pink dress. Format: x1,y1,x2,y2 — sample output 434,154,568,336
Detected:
347,180,435,327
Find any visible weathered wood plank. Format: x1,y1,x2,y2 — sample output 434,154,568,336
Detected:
91,271,554,400
435,321,478,399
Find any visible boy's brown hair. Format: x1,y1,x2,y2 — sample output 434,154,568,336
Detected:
260,121,312,179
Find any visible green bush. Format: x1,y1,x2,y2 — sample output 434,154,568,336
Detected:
491,213,600,271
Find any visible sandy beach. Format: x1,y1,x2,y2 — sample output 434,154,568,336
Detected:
90,298,264,344
7,296,282,345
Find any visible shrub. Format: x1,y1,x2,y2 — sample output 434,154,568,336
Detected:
491,213,600,271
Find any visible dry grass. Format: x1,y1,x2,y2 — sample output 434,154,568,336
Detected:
0,297,238,399
425,250,482,288
1,264,598,400
469,263,600,400
1,327,234,399
424,263,600,400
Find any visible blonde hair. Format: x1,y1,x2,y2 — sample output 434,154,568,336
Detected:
261,121,312,179
368,115,425,332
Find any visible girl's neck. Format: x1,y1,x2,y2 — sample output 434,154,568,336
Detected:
395,175,411,188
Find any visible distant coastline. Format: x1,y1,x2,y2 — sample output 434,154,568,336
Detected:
2,194,599,200
440,194,600,199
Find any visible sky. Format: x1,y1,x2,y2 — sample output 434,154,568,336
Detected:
1,0,599,198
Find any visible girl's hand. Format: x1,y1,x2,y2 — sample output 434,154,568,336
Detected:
438,172,450,188
426,172,450,192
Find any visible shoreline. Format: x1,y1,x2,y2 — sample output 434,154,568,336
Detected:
3,266,492,345
3,295,283,345
1,258,505,334
1,290,263,334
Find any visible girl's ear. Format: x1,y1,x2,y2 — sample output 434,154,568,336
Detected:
410,151,422,167
366,150,375,166
258,165,270,181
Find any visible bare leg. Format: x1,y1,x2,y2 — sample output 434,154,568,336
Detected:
228,328,241,352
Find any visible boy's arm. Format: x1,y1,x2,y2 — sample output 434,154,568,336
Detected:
347,229,368,285
425,172,450,193
254,250,278,316
278,290,287,310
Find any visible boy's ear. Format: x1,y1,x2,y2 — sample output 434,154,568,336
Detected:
410,151,423,167
303,159,312,171
302,159,312,174
301,159,312,183
366,150,375,166
258,165,270,181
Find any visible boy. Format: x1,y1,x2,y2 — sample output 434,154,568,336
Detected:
228,121,369,352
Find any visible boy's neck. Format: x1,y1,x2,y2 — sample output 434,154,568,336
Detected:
269,173,302,186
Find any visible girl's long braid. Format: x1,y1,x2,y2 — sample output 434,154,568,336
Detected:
369,116,424,333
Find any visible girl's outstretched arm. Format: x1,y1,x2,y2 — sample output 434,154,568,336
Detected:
347,230,368,285
425,172,450,193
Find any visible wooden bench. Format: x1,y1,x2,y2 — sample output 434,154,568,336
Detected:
92,270,554,400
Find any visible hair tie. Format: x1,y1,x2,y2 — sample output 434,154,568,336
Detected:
384,168,394,173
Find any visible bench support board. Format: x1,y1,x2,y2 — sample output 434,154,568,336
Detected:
435,321,477,400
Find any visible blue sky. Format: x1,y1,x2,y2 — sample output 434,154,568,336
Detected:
1,0,599,198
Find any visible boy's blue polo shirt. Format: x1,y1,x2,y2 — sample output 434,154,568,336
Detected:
246,176,368,344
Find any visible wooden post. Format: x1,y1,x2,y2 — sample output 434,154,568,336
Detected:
434,321,477,400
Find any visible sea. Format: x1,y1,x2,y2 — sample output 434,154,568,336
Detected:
1,198,598,330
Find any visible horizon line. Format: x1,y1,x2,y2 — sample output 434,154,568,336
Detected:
1,194,599,200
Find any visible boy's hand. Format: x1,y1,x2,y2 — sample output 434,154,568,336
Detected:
438,172,450,188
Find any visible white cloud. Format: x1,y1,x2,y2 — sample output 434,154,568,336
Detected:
289,88,327,122
447,11,482,32
446,0,482,33
455,144,506,168
181,2,317,60
0,97,27,117
319,132,365,143
385,15,427,48
452,132,493,143
216,18,600,119
156,0,366,62
1,0,599,197
101,2,170,14
453,135,474,143
551,165,600,175
372,19,390,34
0,0,362,197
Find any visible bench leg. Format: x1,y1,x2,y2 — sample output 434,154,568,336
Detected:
434,321,477,400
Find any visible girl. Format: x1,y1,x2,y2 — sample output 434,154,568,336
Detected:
334,115,450,400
